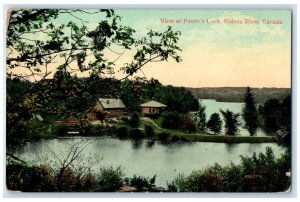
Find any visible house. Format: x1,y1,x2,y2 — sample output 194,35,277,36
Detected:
88,98,126,120
140,100,167,116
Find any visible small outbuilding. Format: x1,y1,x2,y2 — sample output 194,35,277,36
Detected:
88,98,126,120
140,100,167,116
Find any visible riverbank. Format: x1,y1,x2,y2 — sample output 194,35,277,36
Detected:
175,134,277,143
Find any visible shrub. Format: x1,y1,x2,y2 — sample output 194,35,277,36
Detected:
102,125,117,136
172,148,291,192
144,125,155,137
53,125,68,136
129,128,145,139
83,125,103,136
171,134,180,142
124,175,157,191
56,167,77,191
117,126,129,138
96,166,124,192
6,163,55,192
129,111,140,128
181,115,197,133
81,173,97,191
161,112,184,130
157,131,170,142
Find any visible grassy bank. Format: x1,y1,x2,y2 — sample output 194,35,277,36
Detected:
174,134,277,143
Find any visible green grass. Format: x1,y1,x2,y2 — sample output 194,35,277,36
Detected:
152,117,163,127
178,134,277,143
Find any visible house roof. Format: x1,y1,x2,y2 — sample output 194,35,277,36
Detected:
99,98,126,109
140,100,167,108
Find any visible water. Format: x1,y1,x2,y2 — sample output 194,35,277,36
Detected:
200,99,268,136
10,137,286,188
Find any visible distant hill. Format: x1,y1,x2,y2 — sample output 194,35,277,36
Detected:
186,87,291,103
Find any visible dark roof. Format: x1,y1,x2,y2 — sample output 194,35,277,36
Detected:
99,98,126,109
140,100,167,108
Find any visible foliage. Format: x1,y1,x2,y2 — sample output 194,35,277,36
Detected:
116,126,129,139
181,115,197,133
144,125,155,137
157,131,170,142
194,101,206,132
96,166,124,192
124,175,157,192
81,124,104,136
170,147,290,192
171,134,180,142
161,111,184,130
6,163,55,192
129,111,140,128
207,113,222,134
220,110,241,136
260,95,291,145
242,87,259,136
129,128,145,139
153,85,199,113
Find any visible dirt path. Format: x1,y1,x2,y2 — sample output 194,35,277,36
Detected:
141,117,161,129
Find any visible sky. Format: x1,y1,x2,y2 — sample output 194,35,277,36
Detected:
113,10,291,88
9,9,291,88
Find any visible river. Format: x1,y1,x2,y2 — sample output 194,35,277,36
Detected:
10,137,286,188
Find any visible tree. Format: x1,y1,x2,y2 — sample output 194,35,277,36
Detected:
153,85,199,113
220,110,241,136
129,111,140,128
261,99,281,132
181,115,197,133
242,87,258,136
207,113,222,134
161,111,184,130
7,9,182,81
194,101,206,132
6,9,182,145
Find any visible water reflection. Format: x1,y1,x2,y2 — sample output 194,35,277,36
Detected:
146,140,155,148
131,139,143,149
225,143,238,153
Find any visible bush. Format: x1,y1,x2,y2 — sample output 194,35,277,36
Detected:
83,125,103,136
129,128,145,139
6,163,55,192
102,125,117,136
157,131,170,142
129,111,140,128
81,173,97,191
161,112,184,130
54,125,68,137
144,125,155,137
124,175,157,191
96,166,124,192
117,126,129,138
171,134,180,142
181,115,197,133
172,148,291,192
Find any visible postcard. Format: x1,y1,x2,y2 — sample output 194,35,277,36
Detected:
6,8,291,193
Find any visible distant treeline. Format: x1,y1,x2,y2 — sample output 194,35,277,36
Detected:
186,87,291,103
